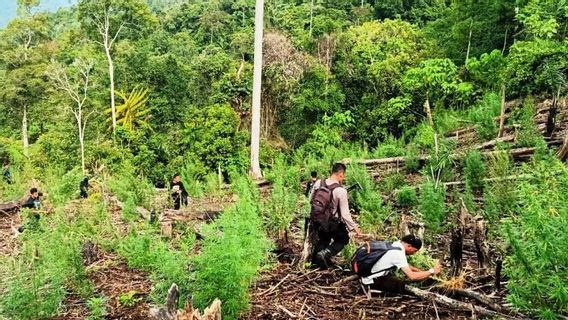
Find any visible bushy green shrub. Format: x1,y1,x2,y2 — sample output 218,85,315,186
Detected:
86,296,108,320
45,168,84,206
372,136,407,158
397,186,418,207
107,163,154,207
0,208,91,319
407,248,437,271
380,173,406,194
467,92,500,140
483,152,517,223
404,145,421,173
463,150,486,193
117,225,193,304
503,156,568,318
419,181,446,230
512,101,546,148
192,177,271,320
348,164,387,232
262,177,298,238
413,123,436,151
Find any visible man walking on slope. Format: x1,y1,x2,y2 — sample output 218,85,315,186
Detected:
310,163,362,269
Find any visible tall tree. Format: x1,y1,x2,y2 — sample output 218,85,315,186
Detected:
47,59,96,173
78,0,155,134
250,0,264,179
0,0,50,156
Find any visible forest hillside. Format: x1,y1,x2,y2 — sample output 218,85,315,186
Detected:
0,0,567,319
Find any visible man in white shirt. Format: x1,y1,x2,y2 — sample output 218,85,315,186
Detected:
361,234,442,293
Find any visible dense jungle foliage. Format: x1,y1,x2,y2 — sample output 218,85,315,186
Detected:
1,0,567,319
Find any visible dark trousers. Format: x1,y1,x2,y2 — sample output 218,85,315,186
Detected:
311,221,349,267
367,274,408,294
173,195,188,210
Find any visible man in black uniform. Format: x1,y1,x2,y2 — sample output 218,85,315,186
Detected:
80,176,89,198
171,173,188,210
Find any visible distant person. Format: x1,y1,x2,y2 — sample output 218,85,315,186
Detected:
22,187,42,210
309,163,362,269
305,171,318,197
355,234,442,294
17,188,43,233
80,177,89,198
2,162,12,184
171,173,188,210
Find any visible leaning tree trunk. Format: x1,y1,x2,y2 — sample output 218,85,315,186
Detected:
22,104,29,157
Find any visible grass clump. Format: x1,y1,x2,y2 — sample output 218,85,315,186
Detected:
192,177,271,320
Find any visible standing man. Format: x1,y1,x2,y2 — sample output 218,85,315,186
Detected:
359,234,442,294
171,173,188,210
79,176,89,198
2,162,12,184
305,171,318,197
310,163,362,268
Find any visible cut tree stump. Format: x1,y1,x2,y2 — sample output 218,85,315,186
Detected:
473,215,490,273
81,241,98,266
150,283,221,320
105,194,151,220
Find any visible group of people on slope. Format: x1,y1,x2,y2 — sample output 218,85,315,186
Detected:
306,163,442,294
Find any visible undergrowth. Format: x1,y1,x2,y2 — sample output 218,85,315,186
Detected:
503,155,568,319
192,177,272,320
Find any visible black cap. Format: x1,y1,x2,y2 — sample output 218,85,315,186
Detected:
402,234,422,250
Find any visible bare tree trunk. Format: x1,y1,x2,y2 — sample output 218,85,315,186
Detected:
79,125,85,173
556,97,568,160
250,0,264,179
22,104,29,157
502,27,508,54
465,20,473,63
309,0,314,38
497,85,506,138
424,97,433,126
47,59,94,173
105,46,117,134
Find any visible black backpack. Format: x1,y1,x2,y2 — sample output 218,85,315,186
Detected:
351,241,402,277
310,179,340,230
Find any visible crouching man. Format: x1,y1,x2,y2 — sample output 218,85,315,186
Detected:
355,234,442,294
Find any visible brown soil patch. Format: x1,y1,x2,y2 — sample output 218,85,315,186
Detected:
53,250,153,320
0,211,21,256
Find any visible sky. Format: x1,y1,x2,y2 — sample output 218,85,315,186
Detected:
0,0,76,28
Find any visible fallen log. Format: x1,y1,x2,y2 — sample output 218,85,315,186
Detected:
406,286,521,319
0,201,21,214
474,135,515,150
439,288,511,315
